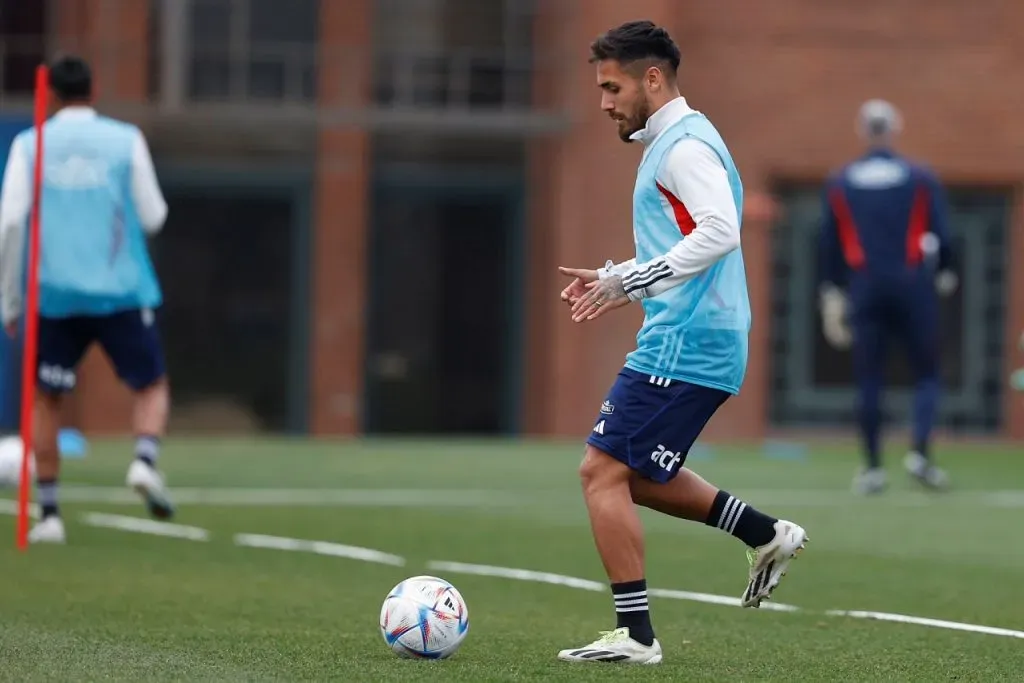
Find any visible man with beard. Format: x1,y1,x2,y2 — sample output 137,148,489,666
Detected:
556,20,808,665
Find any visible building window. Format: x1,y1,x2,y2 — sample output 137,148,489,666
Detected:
372,0,535,110
0,0,47,97
769,184,1010,433
152,0,318,105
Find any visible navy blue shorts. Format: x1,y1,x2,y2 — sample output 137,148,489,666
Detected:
37,309,166,394
586,367,730,483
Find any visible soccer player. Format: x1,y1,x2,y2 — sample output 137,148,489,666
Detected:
818,99,956,496
0,55,174,544
556,21,808,665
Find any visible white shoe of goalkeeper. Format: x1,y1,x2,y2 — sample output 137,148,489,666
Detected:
741,519,808,608
904,451,950,491
557,627,662,664
126,460,175,520
29,516,66,544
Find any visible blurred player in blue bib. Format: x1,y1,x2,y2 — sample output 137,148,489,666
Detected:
555,21,808,666
818,100,956,496
0,56,174,544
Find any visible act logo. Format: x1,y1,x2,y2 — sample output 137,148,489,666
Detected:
650,444,682,472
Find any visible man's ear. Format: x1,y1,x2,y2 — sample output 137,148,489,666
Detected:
644,65,665,92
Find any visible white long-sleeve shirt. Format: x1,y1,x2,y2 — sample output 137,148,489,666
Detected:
597,97,741,299
0,107,168,324
0,106,168,240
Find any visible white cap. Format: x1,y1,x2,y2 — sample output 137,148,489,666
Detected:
857,99,903,141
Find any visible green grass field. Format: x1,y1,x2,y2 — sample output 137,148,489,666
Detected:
2,438,1023,682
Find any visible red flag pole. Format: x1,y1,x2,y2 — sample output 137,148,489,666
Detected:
17,64,48,550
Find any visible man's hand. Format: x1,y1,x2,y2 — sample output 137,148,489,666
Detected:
570,274,630,322
819,285,852,350
935,270,958,297
4,321,16,339
558,266,599,308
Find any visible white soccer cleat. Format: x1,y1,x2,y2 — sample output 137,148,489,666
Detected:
126,460,175,520
29,516,66,544
852,467,888,495
904,452,950,491
741,520,808,608
557,627,663,665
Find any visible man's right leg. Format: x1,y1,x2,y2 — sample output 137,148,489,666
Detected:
556,445,662,664
851,309,888,495
557,369,664,665
97,309,174,519
30,317,91,544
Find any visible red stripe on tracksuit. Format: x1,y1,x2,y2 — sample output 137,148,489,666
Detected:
829,187,866,269
905,185,929,265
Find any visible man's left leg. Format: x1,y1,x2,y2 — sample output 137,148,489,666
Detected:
97,309,174,519
621,381,806,608
630,466,808,607
897,284,948,490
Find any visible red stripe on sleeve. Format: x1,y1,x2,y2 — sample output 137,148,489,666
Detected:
829,187,866,269
656,182,697,236
905,185,929,265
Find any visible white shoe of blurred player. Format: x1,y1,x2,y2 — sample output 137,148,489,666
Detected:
852,467,888,495
29,516,66,544
126,460,175,520
904,451,950,491
557,628,662,664
741,520,808,608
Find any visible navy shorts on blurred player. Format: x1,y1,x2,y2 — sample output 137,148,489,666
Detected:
37,308,166,395
586,367,730,484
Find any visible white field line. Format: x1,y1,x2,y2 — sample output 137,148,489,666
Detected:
426,560,605,592
425,561,798,611
4,486,1021,509
648,587,799,613
234,533,406,567
81,512,210,541
0,499,39,519
826,610,1024,639
7,492,1024,641
44,487,525,507
429,559,1024,639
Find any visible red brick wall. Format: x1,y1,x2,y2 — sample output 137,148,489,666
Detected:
526,0,1024,440
67,0,1024,439
308,0,371,434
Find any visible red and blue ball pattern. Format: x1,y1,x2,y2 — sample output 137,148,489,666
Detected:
380,575,469,659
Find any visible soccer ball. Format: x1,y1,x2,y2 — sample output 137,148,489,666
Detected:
0,435,34,488
379,575,469,659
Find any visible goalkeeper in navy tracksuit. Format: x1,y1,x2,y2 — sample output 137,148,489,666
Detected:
818,100,956,495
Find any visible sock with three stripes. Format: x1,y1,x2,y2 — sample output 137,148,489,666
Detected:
612,579,655,646
37,478,60,519
705,490,778,548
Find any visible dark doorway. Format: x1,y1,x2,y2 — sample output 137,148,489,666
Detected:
151,170,309,433
365,168,523,435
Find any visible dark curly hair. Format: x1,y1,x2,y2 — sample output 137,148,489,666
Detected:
589,20,681,74
48,55,93,101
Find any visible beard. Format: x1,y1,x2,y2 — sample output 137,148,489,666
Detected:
616,98,652,143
